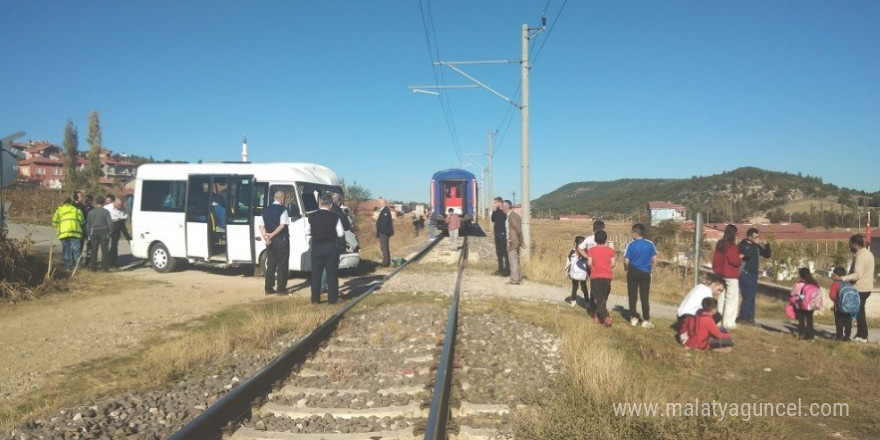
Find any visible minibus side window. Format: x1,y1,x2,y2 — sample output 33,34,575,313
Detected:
227,178,253,225
268,185,300,220
187,176,211,222
253,182,269,216
141,180,186,212
298,183,320,213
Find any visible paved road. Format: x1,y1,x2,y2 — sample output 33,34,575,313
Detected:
6,222,139,267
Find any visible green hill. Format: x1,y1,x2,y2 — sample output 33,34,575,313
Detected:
532,167,877,223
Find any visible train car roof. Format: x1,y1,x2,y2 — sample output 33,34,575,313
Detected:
136,162,342,186
432,168,476,180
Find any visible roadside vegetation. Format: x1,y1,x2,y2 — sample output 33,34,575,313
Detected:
0,235,69,302
466,297,880,440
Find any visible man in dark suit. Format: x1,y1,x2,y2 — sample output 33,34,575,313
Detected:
260,191,290,294
375,198,394,267
490,196,509,276
307,193,344,304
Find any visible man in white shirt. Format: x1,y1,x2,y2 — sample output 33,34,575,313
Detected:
576,220,605,259
677,274,727,319
106,197,131,267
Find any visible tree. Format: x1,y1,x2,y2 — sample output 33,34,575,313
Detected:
345,182,372,201
85,110,104,188
62,119,79,189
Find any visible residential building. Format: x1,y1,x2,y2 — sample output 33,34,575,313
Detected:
13,140,137,189
648,201,687,225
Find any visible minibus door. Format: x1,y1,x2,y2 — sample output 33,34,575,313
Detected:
225,175,255,263
185,175,212,260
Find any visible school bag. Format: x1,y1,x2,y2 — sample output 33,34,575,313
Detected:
837,282,860,316
565,252,588,280
796,284,824,312
678,315,696,345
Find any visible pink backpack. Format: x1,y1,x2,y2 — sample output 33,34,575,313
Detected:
796,284,824,311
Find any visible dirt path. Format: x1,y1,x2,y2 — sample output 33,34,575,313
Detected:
0,267,275,400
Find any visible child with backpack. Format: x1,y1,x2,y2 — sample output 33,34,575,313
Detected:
566,236,589,307
683,297,733,352
789,267,823,340
829,266,860,342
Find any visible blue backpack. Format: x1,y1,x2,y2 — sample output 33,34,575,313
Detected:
837,283,860,316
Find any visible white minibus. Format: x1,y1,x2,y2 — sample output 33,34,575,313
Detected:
130,162,360,274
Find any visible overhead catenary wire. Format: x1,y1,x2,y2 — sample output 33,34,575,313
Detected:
418,0,464,165
495,0,568,156
531,0,568,66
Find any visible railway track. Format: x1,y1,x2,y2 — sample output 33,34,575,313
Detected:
167,235,511,440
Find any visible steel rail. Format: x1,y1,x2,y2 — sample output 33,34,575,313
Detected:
166,237,441,440
424,236,468,440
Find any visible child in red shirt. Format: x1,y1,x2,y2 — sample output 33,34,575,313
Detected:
683,297,733,352
586,230,616,326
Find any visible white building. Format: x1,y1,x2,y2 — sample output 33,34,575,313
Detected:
648,201,686,226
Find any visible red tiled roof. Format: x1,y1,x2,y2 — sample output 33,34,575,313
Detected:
705,222,807,234
18,158,64,166
26,143,61,154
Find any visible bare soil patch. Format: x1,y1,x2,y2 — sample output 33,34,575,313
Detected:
0,267,272,400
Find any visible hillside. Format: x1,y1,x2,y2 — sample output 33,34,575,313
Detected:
532,167,877,221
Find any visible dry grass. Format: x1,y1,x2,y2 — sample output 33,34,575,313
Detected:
0,297,336,430
781,198,844,215
524,219,632,287
0,290,441,431
352,212,425,264
0,236,68,302
466,297,880,440
0,186,67,226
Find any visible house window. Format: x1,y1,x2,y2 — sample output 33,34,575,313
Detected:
37,168,45,175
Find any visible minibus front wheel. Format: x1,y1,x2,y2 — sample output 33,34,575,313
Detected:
150,242,178,273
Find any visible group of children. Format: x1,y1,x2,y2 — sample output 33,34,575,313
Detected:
788,266,862,342
565,230,615,326
565,231,734,350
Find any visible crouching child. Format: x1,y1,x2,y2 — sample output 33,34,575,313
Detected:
682,297,733,352
676,274,726,345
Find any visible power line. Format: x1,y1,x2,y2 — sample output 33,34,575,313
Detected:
531,0,568,66
492,82,519,156
418,0,464,164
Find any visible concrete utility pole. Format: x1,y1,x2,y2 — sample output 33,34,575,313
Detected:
407,17,544,259
0,131,26,234
519,18,545,260
694,213,703,287
487,130,496,219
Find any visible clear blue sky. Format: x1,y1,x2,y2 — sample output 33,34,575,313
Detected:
3,1,878,203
